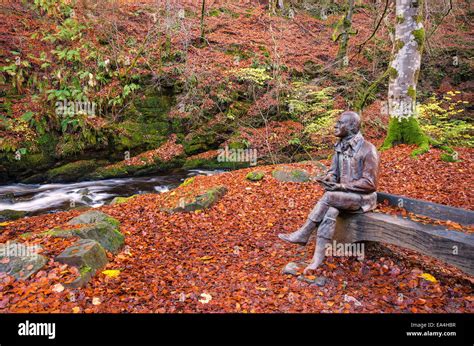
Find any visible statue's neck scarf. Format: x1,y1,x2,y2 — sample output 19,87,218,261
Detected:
336,131,363,153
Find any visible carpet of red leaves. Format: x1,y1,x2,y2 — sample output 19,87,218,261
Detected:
0,147,472,313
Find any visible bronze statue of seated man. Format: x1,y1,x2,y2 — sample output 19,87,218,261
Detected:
278,111,380,274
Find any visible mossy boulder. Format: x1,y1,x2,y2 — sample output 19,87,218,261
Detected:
45,160,103,183
0,209,27,222
56,239,108,288
68,210,116,226
272,167,310,183
88,156,185,180
66,211,124,253
246,171,265,181
170,186,228,212
87,165,129,180
110,195,138,205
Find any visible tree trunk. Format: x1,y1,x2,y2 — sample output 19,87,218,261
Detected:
336,0,355,67
382,0,429,154
200,0,206,44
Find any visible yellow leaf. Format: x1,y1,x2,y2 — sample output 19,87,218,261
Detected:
102,270,121,278
256,287,267,291
198,255,214,262
92,297,101,305
419,273,437,283
0,222,10,227
72,306,81,313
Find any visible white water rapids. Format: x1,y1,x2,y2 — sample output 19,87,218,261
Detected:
0,169,221,215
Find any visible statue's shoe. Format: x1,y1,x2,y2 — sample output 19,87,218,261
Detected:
278,233,308,246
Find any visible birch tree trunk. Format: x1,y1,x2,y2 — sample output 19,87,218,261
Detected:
382,0,429,154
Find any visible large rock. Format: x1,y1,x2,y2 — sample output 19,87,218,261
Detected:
65,211,124,253
0,241,47,279
170,186,228,212
45,160,102,183
56,239,108,288
68,210,118,226
73,222,124,254
272,167,310,183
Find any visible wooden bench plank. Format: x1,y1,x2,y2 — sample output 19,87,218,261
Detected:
377,192,474,226
334,212,474,276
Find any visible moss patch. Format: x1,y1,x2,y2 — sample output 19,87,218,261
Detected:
412,28,425,51
381,116,430,156
246,171,265,181
46,160,102,183
388,67,398,79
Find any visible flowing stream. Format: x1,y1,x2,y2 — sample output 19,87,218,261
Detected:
0,169,223,216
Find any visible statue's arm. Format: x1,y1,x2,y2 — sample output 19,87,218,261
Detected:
342,147,379,193
323,153,338,182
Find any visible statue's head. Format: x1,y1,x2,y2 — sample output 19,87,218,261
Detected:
334,111,361,138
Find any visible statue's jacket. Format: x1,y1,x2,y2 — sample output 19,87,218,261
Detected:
325,132,380,212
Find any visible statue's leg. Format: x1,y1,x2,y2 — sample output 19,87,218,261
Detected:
304,206,339,273
278,192,332,245
278,219,317,245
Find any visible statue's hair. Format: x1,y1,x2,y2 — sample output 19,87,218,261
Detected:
341,111,361,133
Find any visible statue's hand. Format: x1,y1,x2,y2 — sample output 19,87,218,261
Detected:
324,182,344,191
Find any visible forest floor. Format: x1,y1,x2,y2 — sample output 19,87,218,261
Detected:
0,145,473,313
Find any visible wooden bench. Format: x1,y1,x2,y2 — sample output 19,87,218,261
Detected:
333,192,474,276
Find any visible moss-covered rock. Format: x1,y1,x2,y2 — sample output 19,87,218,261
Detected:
56,239,108,288
170,186,228,212
88,155,185,180
65,211,124,253
0,209,27,222
246,171,265,181
68,210,114,225
72,222,124,254
110,195,138,205
45,160,103,183
272,167,310,183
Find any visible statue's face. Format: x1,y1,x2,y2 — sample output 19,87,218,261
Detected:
334,113,352,138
